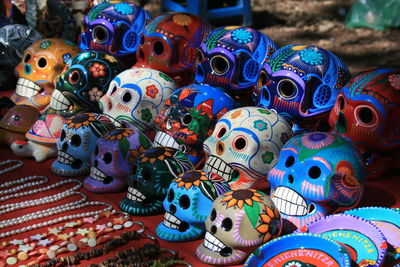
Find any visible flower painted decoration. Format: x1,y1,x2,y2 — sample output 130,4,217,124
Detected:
196,189,281,265
329,68,400,180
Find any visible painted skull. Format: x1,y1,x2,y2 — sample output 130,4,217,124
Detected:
154,84,235,168
47,51,126,118
195,26,277,104
257,44,351,131
268,132,366,229
79,2,151,59
120,146,194,216
11,38,80,112
99,67,176,138
203,106,293,190
52,113,115,176
156,170,231,241
135,12,211,87
196,189,282,265
83,127,152,193
329,68,400,180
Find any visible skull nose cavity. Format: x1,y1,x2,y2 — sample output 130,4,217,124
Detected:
94,159,98,167
71,159,82,169
131,179,138,188
216,141,225,155
169,204,176,214
288,174,294,184
61,142,68,152
336,112,347,133
307,203,316,214
210,225,217,235
166,119,172,129
107,99,112,111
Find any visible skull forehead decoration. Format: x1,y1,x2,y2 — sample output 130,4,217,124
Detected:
329,68,400,180
203,106,293,190
196,189,282,265
156,170,231,241
11,38,80,112
47,51,126,118
52,112,115,177
257,44,351,130
135,12,212,87
120,146,194,216
99,67,176,137
268,132,366,230
79,2,151,58
154,84,235,168
195,26,277,101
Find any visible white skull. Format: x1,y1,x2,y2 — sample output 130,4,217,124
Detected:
203,107,293,190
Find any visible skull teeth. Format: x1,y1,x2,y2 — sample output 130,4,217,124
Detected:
127,187,146,202
89,167,107,182
203,155,234,182
271,186,309,216
50,89,71,111
56,151,75,165
203,232,227,253
154,131,184,152
162,212,182,230
15,78,42,97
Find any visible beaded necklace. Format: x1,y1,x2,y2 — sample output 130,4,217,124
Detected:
0,160,23,174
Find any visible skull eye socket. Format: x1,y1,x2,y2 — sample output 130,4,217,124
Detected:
24,53,31,63
142,168,152,181
71,134,81,147
93,25,109,43
122,91,132,103
94,145,99,156
181,114,192,126
131,164,137,175
285,156,295,168
221,218,232,231
110,84,118,95
38,57,47,68
233,136,247,151
216,127,226,138
358,107,373,124
338,95,345,110
69,71,80,84
179,195,190,209
167,189,174,202
257,70,269,88
308,166,321,179
103,152,112,164
153,41,164,55
60,129,66,141
210,208,216,221
140,35,145,45
196,50,204,65
211,55,229,75
277,79,298,99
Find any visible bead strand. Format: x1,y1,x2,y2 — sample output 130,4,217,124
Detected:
0,160,23,175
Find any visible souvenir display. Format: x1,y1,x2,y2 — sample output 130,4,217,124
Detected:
257,44,351,132
196,189,281,265
10,114,66,162
84,127,152,193
135,12,212,87
0,104,40,145
99,67,176,138
203,106,293,190
52,113,115,177
120,146,194,216
154,84,235,168
269,132,366,229
156,170,231,241
329,68,400,180
11,38,80,112
296,214,388,267
46,51,126,118
79,1,151,61
195,26,277,105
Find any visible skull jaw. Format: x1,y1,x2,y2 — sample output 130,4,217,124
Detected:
119,198,163,216
156,220,203,242
195,242,248,265
83,171,127,193
51,154,90,177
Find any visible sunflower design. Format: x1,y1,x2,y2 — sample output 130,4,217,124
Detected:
104,128,134,141
172,14,192,26
128,145,146,164
256,205,280,243
174,170,208,190
221,189,263,209
301,132,336,150
140,147,173,164
67,113,97,129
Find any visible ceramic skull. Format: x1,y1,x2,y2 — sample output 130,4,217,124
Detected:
83,127,152,193
156,170,231,242
203,106,293,190
52,112,115,176
46,51,126,118
79,2,151,60
135,12,211,87
154,84,235,168
99,67,176,138
196,189,282,265
195,26,277,105
329,68,400,180
268,132,366,230
257,44,351,132
11,38,80,112
120,146,194,216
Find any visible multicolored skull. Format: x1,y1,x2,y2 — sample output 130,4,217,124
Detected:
329,68,400,180
79,2,151,60
99,67,176,138
195,26,277,105
120,146,194,216
257,44,351,131
268,132,366,229
52,113,115,176
83,127,152,193
47,51,126,118
135,12,211,87
11,38,80,112
196,189,282,265
203,107,293,190
154,84,235,168
156,170,231,241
